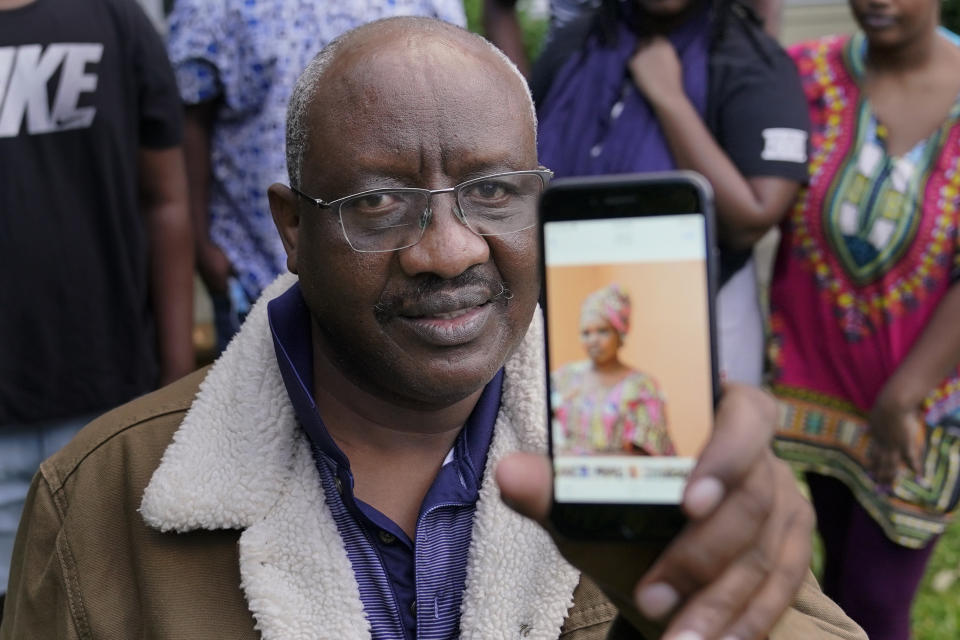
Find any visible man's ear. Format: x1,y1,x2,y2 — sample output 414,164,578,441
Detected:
268,183,301,274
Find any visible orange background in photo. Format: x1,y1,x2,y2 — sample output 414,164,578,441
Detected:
546,260,713,457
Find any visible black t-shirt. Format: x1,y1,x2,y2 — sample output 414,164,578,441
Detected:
532,2,811,283
0,0,183,423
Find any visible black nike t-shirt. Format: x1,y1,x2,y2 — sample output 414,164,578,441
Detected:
0,0,183,423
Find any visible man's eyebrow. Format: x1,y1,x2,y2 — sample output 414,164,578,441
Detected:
458,163,528,180
335,162,531,192
349,173,413,189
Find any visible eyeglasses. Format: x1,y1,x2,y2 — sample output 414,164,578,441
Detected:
290,168,553,253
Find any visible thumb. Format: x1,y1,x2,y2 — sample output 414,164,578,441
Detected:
495,452,553,525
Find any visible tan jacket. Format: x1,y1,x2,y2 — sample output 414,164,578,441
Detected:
2,274,866,640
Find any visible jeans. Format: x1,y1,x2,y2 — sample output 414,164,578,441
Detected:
0,414,95,592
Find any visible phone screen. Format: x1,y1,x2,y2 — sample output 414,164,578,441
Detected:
544,212,714,507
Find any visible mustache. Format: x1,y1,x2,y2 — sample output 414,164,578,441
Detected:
374,268,513,319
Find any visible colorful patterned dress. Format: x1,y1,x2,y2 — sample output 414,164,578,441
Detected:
551,362,676,456
769,32,960,548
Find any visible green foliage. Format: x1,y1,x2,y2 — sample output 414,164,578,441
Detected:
464,0,482,32
463,0,549,62
517,9,550,60
944,0,960,34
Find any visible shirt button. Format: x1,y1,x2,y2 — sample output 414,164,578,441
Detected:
378,530,396,544
590,144,603,158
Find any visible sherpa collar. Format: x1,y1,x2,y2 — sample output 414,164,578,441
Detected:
140,272,580,640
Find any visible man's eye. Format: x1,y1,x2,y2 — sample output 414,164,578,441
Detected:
463,180,512,203
353,193,399,211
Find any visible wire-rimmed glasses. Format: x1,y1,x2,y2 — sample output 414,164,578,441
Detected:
290,168,553,253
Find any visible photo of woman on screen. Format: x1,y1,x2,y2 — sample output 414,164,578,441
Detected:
551,284,676,456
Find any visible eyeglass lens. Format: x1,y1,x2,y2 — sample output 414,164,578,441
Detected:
339,172,544,252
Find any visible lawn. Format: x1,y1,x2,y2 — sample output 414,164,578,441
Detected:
801,474,960,638
913,518,960,639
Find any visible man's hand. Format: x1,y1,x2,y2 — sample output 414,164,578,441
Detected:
497,384,814,640
867,386,924,486
198,240,233,294
628,36,685,107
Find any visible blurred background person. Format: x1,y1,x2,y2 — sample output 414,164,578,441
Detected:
482,0,782,78
532,0,810,386
551,284,676,456
168,0,466,353
768,0,960,637
0,0,193,604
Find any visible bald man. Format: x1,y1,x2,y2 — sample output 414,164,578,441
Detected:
1,18,864,640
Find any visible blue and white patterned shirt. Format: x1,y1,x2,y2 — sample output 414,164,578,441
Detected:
267,282,501,640
166,0,467,299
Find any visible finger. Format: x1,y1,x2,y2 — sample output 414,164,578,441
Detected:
636,453,776,613
684,384,778,520
717,518,812,640
904,414,924,475
870,447,899,485
496,453,664,601
661,463,813,640
495,452,552,525
902,442,921,477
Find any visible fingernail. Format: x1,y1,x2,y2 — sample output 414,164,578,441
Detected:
684,477,724,518
635,582,679,620
668,631,704,640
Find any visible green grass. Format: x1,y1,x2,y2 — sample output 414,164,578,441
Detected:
913,519,960,639
799,472,960,639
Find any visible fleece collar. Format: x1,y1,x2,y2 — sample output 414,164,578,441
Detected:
140,272,580,640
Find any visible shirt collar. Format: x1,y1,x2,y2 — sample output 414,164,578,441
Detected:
267,281,502,498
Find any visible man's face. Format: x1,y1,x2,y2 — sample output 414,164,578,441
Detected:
276,35,540,409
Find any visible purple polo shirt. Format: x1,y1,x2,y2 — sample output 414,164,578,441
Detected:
267,282,502,639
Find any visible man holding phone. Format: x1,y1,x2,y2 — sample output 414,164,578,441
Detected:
2,17,864,640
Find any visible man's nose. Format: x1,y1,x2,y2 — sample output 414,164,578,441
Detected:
397,194,490,279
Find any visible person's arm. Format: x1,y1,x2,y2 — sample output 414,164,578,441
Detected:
483,0,530,76
140,146,195,385
184,101,232,295
498,384,847,639
869,282,960,483
628,37,801,251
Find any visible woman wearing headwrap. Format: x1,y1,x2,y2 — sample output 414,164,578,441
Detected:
551,284,676,456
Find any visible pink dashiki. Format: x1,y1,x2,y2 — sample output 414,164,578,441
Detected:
551,362,676,457
770,32,960,547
